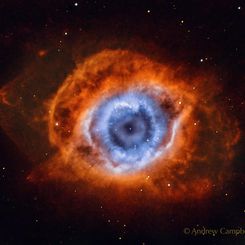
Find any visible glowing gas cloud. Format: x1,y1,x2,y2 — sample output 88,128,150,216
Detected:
0,48,240,203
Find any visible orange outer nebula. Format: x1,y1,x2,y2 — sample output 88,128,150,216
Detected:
27,49,240,203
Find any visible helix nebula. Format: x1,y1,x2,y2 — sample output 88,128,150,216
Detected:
0,1,244,244
24,48,240,200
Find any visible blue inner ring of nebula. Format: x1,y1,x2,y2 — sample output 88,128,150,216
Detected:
91,91,167,171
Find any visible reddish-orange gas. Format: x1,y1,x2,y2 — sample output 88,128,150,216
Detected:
15,49,239,202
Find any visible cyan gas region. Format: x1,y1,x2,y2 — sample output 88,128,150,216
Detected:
86,90,171,174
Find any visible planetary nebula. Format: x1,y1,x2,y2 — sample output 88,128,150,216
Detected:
0,48,240,202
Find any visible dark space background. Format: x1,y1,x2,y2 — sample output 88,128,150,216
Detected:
0,0,244,244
